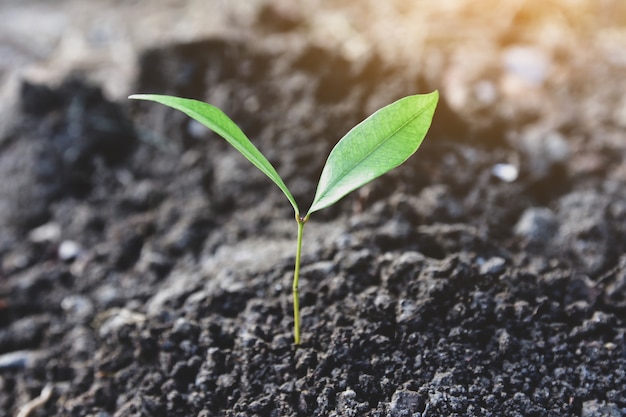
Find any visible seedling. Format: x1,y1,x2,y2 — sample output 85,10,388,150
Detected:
129,91,438,344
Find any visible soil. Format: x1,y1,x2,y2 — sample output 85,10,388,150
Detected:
1,1,626,416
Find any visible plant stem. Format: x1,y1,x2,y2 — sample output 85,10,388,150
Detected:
293,214,308,345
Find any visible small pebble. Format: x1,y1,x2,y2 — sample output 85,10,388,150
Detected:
479,257,506,276
61,295,95,324
492,163,518,182
389,389,422,417
58,240,82,261
514,207,557,243
28,222,61,243
0,350,40,370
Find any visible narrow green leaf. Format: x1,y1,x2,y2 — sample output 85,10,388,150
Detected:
129,94,300,215
307,91,438,216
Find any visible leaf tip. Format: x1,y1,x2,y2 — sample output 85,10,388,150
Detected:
129,94,149,101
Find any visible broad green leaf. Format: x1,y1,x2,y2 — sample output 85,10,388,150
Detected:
129,94,300,215
307,91,438,216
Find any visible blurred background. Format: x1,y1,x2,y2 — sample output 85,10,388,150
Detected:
2,0,625,103
1,0,625,168
1,0,626,269
1,0,626,268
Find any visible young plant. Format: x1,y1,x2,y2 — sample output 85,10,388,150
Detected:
129,91,438,344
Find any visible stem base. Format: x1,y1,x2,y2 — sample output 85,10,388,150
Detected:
292,214,308,345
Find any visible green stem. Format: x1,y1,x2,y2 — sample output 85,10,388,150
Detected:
293,214,308,345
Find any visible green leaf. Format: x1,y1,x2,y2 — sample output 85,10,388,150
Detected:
129,94,300,215
307,91,438,216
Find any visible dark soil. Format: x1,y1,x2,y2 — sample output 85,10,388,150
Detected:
1,1,626,416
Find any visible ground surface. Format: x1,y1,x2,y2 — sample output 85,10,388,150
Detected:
1,1,626,416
